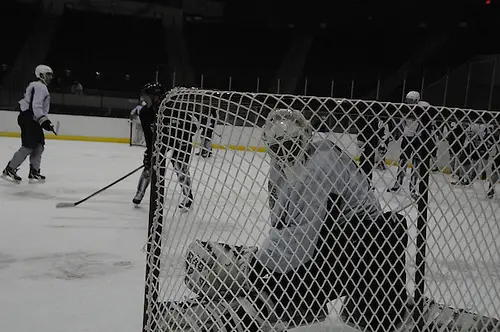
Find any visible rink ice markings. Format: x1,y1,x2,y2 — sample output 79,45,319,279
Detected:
0,251,134,281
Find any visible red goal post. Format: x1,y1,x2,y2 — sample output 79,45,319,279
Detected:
142,88,500,332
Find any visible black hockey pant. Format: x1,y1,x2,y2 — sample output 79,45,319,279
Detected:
359,136,379,184
136,144,193,201
394,137,422,192
199,115,216,152
250,211,409,332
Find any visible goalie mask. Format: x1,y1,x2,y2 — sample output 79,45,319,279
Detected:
405,91,421,104
262,109,313,165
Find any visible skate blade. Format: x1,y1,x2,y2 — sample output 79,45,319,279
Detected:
1,174,21,184
28,179,46,184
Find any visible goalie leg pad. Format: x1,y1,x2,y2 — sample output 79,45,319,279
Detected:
159,296,279,332
184,240,258,298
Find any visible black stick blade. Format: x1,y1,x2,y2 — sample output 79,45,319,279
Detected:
56,202,77,208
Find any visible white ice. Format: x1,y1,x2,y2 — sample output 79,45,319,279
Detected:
1,136,499,332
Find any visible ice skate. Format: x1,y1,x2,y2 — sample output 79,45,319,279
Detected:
1,165,22,184
195,149,212,158
487,184,495,199
179,193,193,213
132,191,145,205
28,167,46,183
133,168,151,206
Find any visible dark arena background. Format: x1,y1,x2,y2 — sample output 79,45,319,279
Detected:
1,1,500,332
1,0,499,113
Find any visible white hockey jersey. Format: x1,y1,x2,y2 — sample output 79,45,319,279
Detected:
19,80,50,121
257,139,382,274
401,101,442,141
466,123,493,154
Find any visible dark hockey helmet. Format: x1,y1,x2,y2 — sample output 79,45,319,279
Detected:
141,82,165,97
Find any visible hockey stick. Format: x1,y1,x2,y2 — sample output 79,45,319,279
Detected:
51,121,60,136
55,165,145,208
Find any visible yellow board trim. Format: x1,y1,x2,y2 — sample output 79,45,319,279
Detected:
0,131,130,144
0,131,451,174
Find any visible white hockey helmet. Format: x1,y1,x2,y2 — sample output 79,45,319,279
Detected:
35,64,54,85
262,108,313,164
405,91,421,104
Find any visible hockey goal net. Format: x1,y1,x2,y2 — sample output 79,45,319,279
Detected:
130,118,147,147
143,88,500,332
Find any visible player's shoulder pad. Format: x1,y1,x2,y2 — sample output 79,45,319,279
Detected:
30,80,50,95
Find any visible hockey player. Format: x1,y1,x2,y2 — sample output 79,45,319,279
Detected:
388,91,436,199
460,123,493,186
132,83,197,213
358,115,389,185
2,64,55,184
196,107,217,158
159,108,500,332
446,121,467,182
161,108,410,332
131,83,161,205
130,100,147,146
357,113,381,185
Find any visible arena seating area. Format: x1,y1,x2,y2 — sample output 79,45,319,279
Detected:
0,2,39,82
45,9,168,94
185,22,294,92
1,2,498,108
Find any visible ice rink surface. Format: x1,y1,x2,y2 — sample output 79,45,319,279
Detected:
0,138,149,332
1,136,499,332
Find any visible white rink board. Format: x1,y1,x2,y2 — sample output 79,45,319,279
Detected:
0,137,499,332
2,110,454,169
0,110,131,139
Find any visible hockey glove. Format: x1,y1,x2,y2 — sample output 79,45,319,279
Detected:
38,116,55,133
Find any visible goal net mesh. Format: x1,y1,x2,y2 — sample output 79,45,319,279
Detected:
143,88,500,332
131,118,147,147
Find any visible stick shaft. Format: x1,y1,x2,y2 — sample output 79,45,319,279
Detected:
57,165,144,208
75,165,144,205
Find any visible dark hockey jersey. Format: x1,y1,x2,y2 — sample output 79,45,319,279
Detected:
161,100,198,150
139,105,155,159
